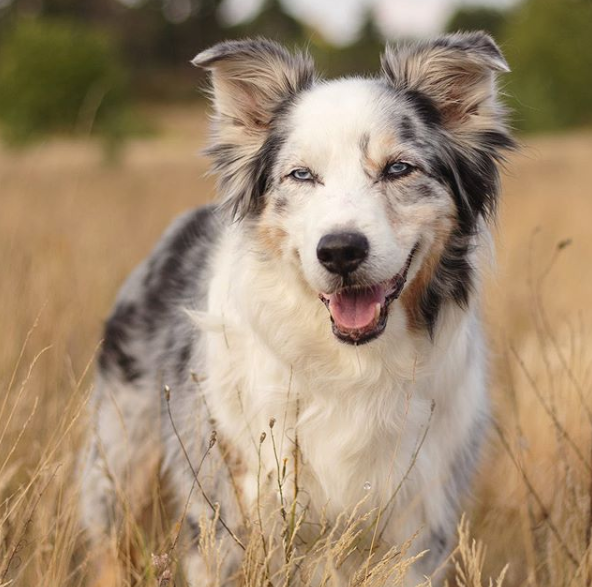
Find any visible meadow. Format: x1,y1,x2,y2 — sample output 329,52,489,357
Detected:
1,107,591,586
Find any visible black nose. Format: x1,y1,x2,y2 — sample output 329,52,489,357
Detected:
316,232,369,275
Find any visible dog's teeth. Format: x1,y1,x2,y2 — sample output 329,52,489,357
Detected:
374,303,381,321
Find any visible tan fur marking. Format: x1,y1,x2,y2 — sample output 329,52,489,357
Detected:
400,220,455,331
361,132,402,177
257,211,287,258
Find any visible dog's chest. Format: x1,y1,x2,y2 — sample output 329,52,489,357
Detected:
204,330,434,520
295,389,433,516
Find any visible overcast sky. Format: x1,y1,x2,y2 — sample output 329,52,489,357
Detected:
218,0,521,44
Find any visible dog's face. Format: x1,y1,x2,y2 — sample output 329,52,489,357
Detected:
194,35,514,344
262,80,457,344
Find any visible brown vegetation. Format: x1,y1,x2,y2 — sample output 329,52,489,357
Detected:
1,108,591,586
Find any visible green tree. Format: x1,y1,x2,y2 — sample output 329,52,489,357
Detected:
0,18,129,143
502,0,592,132
446,6,508,39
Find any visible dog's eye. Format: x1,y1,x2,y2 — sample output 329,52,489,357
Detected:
384,162,413,178
289,168,314,182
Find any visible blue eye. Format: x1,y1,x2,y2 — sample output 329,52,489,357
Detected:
385,162,413,178
290,168,314,181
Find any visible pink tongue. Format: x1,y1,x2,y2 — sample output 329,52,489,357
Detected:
328,286,386,330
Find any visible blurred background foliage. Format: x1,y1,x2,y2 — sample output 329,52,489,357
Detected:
500,0,592,132
0,18,130,144
0,0,590,145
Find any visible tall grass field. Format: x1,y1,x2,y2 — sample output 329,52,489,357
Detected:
1,107,591,586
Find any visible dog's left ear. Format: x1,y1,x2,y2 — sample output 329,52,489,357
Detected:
193,39,315,220
381,31,509,130
382,32,515,226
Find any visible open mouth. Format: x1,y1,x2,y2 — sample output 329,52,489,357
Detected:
319,245,418,345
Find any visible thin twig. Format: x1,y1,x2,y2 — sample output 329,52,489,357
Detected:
256,432,271,581
377,399,436,543
493,420,579,568
0,465,60,581
289,391,301,548
269,418,287,523
190,372,248,523
510,345,592,476
164,386,245,551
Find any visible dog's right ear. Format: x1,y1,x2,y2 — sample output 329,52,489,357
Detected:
193,40,315,220
193,38,314,130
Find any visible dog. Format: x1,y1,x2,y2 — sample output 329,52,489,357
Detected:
80,33,514,586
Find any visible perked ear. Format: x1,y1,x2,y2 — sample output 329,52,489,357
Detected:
193,38,315,129
193,39,315,220
381,31,509,131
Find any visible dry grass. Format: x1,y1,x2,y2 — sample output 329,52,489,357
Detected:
1,107,591,586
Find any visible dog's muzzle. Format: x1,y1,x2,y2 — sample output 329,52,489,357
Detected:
319,244,418,344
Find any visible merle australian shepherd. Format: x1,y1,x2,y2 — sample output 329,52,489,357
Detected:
80,33,515,586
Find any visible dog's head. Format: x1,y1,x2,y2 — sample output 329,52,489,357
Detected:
194,34,515,345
